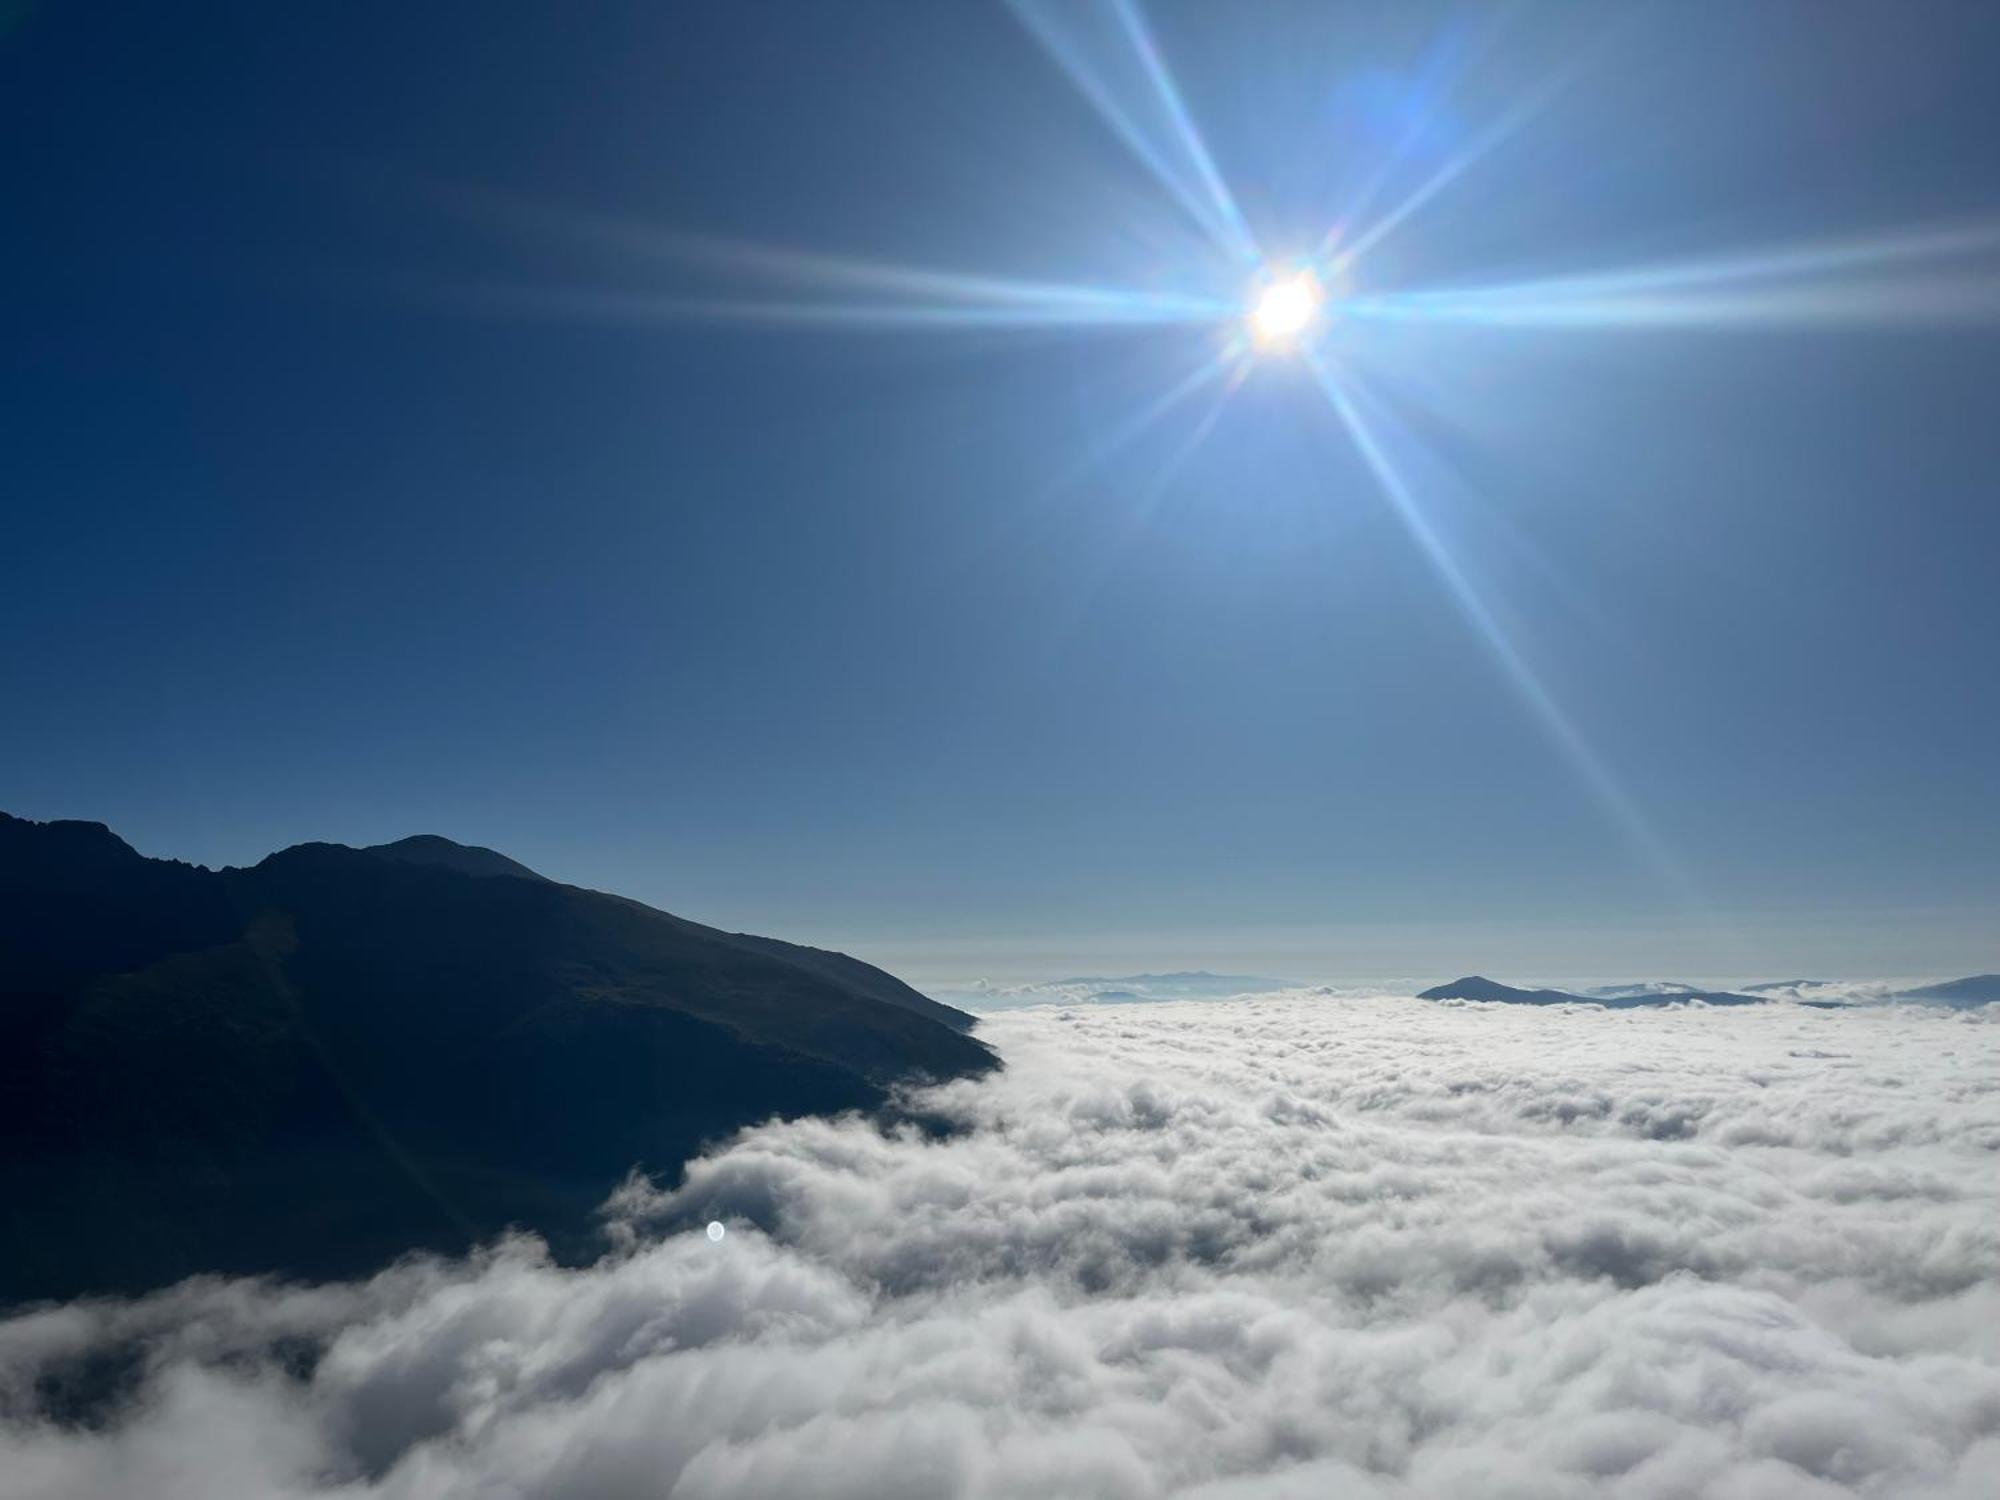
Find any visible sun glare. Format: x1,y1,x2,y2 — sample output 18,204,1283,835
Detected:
1249,271,1323,349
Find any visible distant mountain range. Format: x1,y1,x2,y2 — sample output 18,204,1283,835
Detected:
1899,974,2000,1006
1418,975,1760,1008
0,813,992,1305
1420,974,1998,1009
968,968,2000,1016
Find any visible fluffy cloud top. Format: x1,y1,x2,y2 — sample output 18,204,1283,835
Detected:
3,994,1998,1498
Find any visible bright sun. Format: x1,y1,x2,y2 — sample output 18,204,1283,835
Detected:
1249,271,1323,350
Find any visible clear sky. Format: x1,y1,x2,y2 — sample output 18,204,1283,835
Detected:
5,0,1998,986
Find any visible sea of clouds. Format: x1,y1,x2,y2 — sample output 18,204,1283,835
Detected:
945,971,1301,1010
3,992,1998,1499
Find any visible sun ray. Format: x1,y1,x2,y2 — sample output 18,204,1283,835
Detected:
658,233,1231,321
1029,362,1251,664
1347,220,2000,329
419,179,1235,331
1321,31,1492,262
1304,351,1695,898
1141,357,1249,498
1007,0,1259,268
1328,67,1575,280
1051,347,1247,492
438,282,1229,333
1105,0,1262,268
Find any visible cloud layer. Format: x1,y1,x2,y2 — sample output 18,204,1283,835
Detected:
947,971,1303,1010
4,994,1998,1498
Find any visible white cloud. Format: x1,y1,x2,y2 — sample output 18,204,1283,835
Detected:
1738,980,1907,1007
3,993,1998,1498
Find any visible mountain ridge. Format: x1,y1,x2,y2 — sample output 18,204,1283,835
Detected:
1899,973,2000,1007
0,813,991,1305
361,833,548,882
1419,975,1763,1008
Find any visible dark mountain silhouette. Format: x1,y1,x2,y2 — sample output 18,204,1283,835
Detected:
1733,976,2000,1008
1419,975,1762,1008
725,929,976,1034
1898,974,2000,1007
1419,975,1588,1005
361,833,548,882
365,833,971,1035
0,813,992,1306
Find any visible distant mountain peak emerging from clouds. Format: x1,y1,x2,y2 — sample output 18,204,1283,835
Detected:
1900,974,2000,1006
1419,975,1764,1007
0,811,991,1305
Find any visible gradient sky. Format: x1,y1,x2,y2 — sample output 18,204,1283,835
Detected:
5,0,1998,985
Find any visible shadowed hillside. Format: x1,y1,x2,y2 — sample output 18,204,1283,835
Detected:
0,814,992,1305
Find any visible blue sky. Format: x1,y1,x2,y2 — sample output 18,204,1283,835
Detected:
5,0,1998,984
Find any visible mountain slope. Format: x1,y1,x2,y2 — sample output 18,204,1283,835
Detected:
1899,974,2000,1007
0,814,992,1305
726,929,977,1033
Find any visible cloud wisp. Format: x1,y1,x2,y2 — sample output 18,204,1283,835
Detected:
3,994,1998,1498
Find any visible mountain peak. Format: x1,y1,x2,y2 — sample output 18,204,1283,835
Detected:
361,834,547,882
1418,975,1582,1005
0,811,146,871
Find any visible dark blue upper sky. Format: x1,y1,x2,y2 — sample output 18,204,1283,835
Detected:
6,0,1998,983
